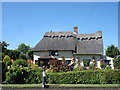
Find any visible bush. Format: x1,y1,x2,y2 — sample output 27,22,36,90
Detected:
113,58,120,69
12,59,27,67
5,60,12,67
4,66,28,84
3,55,11,65
49,58,73,72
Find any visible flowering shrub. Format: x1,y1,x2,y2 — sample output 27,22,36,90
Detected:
4,65,28,84
49,58,73,72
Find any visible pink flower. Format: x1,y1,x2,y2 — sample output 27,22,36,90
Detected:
20,65,22,67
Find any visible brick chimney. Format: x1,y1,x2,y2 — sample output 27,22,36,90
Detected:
73,26,78,34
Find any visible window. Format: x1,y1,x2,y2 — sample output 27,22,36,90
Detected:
65,60,71,65
49,51,59,56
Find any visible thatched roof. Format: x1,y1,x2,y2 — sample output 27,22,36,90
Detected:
32,31,103,55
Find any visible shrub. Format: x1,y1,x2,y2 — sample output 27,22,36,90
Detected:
3,55,11,65
4,66,28,84
12,59,27,67
5,60,12,67
113,58,120,69
49,58,73,72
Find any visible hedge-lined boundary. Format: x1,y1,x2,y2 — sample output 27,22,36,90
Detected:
47,70,120,84
1,84,120,88
4,68,120,84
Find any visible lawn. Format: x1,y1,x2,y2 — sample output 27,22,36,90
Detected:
1,84,120,88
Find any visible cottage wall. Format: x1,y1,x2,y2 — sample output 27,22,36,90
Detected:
33,51,73,64
74,55,101,61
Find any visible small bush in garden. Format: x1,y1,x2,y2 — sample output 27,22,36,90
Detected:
3,55,11,65
12,59,27,67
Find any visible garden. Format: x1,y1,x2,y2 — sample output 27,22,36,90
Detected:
2,56,120,84
1,41,120,85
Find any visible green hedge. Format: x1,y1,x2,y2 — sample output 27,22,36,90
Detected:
47,70,120,84
4,68,120,84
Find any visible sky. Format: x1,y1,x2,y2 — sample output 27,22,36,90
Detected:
2,2,118,54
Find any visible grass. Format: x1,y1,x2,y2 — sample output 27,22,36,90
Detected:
1,84,120,88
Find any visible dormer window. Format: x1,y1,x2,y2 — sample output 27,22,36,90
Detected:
49,51,59,56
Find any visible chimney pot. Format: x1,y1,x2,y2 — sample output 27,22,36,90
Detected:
73,26,78,34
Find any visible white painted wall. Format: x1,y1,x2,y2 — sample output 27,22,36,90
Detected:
33,51,73,64
74,55,101,61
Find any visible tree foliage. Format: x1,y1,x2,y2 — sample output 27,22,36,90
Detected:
17,43,30,54
8,50,20,60
27,50,33,60
106,44,120,58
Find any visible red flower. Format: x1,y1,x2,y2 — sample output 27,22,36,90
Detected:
46,67,48,69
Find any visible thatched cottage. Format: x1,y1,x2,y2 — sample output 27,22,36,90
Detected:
32,27,111,69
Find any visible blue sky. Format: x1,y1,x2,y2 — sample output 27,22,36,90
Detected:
2,2,118,54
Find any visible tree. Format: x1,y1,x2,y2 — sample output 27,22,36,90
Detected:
8,50,20,60
17,43,30,54
19,54,27,60
27,50,33,60
0,41,9,59
0,41,9,52
106,45,120,58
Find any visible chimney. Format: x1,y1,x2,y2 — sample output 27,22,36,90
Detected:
73,26,78,34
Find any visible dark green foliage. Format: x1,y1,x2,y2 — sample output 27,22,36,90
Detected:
5,60,12,66
25,68,42,84
19,54,27,60
83,60,90,67
0,41,9,52
2,62,8,82
27,50,33,60
106,45,120,58
12,59,27,67
113,58,120,69
8,50,20,60
18,43,30,54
